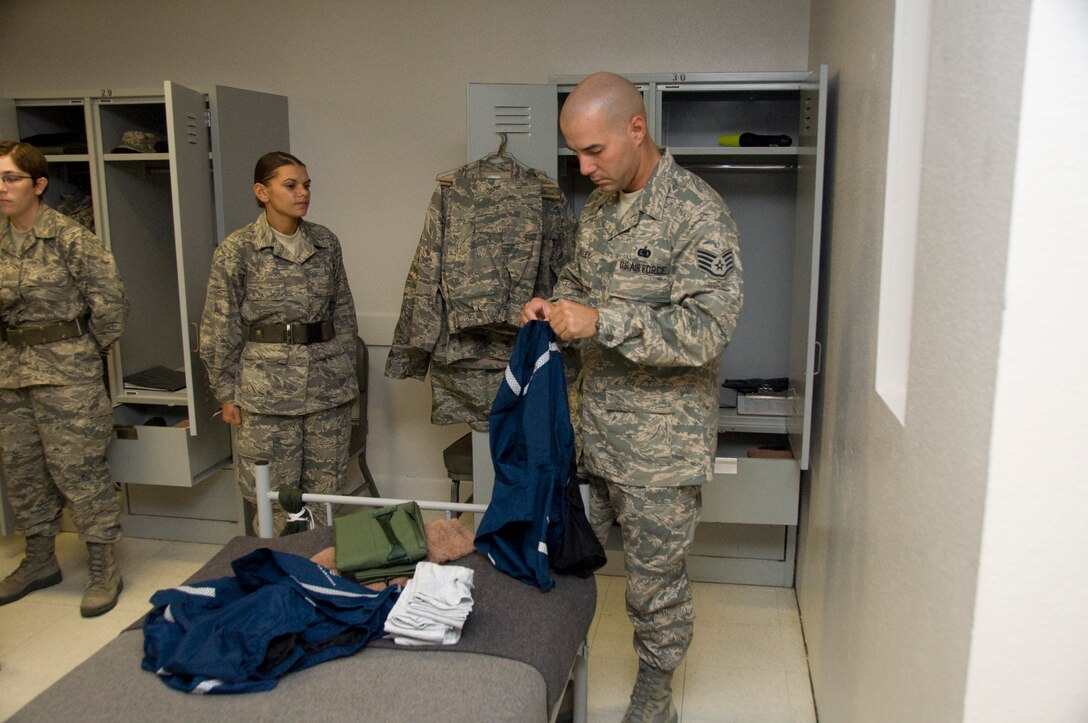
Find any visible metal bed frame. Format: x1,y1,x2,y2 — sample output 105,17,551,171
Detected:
254,462,589,723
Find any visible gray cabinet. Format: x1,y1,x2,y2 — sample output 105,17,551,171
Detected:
469,69,827,585
0,84,289,542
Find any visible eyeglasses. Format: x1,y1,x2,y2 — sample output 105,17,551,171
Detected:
0,174,34,186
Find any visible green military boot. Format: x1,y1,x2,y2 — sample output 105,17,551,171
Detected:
621,660,679,723
80,542,123,618
0,535,63,605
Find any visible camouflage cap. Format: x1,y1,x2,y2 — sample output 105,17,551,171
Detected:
111,130,166,154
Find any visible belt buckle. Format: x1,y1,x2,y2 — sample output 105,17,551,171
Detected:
6,326,35,346
284,323,302,344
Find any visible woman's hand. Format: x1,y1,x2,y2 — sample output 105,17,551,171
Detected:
221,403,242,426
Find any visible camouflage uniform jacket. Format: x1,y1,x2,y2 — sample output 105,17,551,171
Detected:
385,166,576,428
553,150,743,487
199,213,358,415
0,205,128,388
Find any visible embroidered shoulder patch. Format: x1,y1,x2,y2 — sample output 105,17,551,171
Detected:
696,249,735,278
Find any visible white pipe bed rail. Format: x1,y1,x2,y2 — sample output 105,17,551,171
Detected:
254,461,489,539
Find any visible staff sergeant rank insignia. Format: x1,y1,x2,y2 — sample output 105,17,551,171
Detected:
696,249,735,278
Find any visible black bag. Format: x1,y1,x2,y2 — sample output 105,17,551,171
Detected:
552,472,606,577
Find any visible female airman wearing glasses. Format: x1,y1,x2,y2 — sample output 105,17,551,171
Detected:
0,141,128,618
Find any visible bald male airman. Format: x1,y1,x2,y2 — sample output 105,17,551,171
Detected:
522,71,742,723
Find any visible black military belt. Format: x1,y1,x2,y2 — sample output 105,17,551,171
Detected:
0,316,90,346
247,319,335,344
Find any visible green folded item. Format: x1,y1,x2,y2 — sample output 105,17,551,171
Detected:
334,500,428,576
351,561,421,585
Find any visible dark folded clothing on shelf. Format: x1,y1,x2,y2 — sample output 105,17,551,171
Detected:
721,377,788,394
124,365,186,392
20,132,88,154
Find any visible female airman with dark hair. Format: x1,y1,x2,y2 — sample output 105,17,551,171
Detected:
199,151,358,535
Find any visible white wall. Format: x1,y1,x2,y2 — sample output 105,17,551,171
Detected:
0,0,810,499
962,1,1088,718
800,0,1088,720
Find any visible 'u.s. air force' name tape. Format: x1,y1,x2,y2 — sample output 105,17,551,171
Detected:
618,259,668,276
696,249,735,278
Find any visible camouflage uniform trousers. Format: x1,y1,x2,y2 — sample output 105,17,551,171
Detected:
0,382,121,542
429,363,504,431
235,401,352,536
587,475,701,672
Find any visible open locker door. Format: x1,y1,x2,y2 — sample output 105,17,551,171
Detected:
0,98,16,139
467,83,557,176
165,81,220,438
787,65,828,470
2,101,33,525
209,86,289,241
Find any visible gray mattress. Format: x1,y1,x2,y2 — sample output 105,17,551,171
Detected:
12,528,597,723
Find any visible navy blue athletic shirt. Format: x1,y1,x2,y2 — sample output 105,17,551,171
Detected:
475,321,573,591
142,548,398,693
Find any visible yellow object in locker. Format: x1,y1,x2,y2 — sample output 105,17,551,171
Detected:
718,132,793,147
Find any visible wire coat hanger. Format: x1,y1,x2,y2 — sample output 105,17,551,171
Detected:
435,132,562,200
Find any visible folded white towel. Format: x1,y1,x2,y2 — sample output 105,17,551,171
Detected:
384,561,475,646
